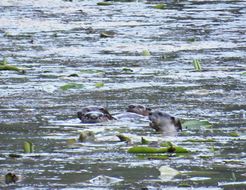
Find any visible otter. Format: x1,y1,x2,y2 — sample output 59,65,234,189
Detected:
114,104,151,120
149,111,182,135
77,106,113,123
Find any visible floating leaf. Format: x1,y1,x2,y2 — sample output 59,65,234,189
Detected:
192,59,202,71
241,72,246,75
153,4,166,10
128,146,168,153
182,119,212,129
122,67,134,73
100,31,115,38
80,69,104,74
68,73,79,77
142,49,151,56
228,132,239,137
97,2,113,6
95,82,104,88
184,138,215,143
23,141,34,153
67,139,77,145
160,141,173,147
116,134,131,143
178,182,192,187
137,154,169,160
60,83,84,91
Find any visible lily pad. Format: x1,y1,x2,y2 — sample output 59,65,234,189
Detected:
95,82,104,88
182,119,212,129
60,83,84,91
97,2,113,6
153,4,166,10
23,141,34,153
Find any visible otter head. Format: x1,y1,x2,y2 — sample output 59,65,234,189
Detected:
127,104,151,116
149,111,182,134
77,106,113,122
78,111,112,123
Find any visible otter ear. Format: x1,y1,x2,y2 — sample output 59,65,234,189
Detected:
171,117,182,131
77,112,83,119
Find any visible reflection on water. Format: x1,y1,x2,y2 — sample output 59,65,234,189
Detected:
0,0,245,189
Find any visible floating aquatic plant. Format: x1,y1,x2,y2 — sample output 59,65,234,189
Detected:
60,83,84,91
0,58,25,73
67,139,77,145
95,82,104,88
184,138,215,143
121,67,134,73
116,134,131,143
80,69,105,74
228,132,239,137
68,73,79,77
100,31,115,38
182,119,212,129
79,131,95,142
97,2,113,6
141,137,149,145
128,145,189,154
153,4,167,10
192,59,202,71
23,141,34,153
142,49,151,56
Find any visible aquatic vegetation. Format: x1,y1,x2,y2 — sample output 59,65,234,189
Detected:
228,132,239,137
23,141,34,153
159,166,180,181
78,131,95,142
184,138,216,143
97,2,113,6
60,83,84,91
141,137,149,145
116,134,131,143
142,49,151,56
68,73,79,77
121,67,134,73
100,31,115,38
160,141,173,147
128,145,189,154
0,58,25,73
182,119,212,129
178,182,192,187
192,59,202,71
137,154,169,160
80,69,105,74
187,38,196,42
153,4,167,10
241,72,246,75
67,139,77,144
95,82,105,88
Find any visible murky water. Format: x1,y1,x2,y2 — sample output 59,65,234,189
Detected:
0,0,246,189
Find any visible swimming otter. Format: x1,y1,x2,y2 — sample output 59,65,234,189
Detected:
114,104,151,120
77,106,113,123
127,104,151,116
149,111,182,135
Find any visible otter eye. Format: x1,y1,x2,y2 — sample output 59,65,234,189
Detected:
129,105,135,109
149,112,152,116
146,108,152,111
138,105,144,109
158,112,163,116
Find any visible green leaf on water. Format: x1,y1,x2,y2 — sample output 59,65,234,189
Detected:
122,67,134,73
184,138,216,143
95,82,104,88
142,49,151,56
67,139,77,145
228,132,239,137
192,59,202,71
141,137,149,145
23,141,34,153
153,3,167,10
128,145,189,154
116,134,131,143
97,2,113,6
60,83,84,91
182,119,212,129
241,72,246,75
100,31,115,38
80,69,105,74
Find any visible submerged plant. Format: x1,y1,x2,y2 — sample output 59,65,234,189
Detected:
0,58,25,73
192,59,202,71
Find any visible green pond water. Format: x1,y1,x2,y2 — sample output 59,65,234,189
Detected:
0,0,245,189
